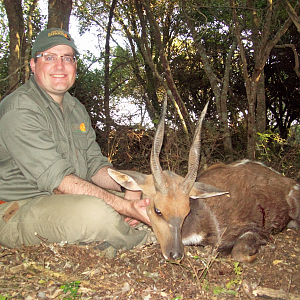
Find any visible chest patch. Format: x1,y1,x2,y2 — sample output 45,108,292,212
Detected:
72,123,86,132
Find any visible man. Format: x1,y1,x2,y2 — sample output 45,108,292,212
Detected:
0,28,150,254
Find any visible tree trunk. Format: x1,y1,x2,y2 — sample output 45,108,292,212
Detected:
220,49,235,162
188,23,235,160
48,0,72,30
114,10,160,122
230,0,294,159
247,89,257,159
199,42,234,160
24,0,38,82
281,0,300,33
137,0,192,136
104,0,118,138
3,0,25,93
256,70,266,133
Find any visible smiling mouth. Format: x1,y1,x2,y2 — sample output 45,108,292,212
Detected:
52,75,66,78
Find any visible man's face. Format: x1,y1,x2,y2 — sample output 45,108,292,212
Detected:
30,44,77,103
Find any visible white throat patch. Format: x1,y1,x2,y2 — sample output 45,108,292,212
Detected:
182,233,204,246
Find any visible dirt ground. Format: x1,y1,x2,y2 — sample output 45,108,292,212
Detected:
0,226,299,300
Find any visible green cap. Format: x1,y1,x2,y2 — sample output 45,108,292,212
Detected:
32,28,79,58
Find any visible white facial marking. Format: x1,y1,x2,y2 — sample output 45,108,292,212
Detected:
182,233,204,246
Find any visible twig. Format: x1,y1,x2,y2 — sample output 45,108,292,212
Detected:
242,280,300,300
275,44,300,79
186,257,201,284
34,232,49,244
34,232,63,259
196,227,227,281
0,250,15,258
197,249,219,281
0,63,30,82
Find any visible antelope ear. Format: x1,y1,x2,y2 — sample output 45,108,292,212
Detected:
107,169,155,195
190,182,229,199
108,169,143,191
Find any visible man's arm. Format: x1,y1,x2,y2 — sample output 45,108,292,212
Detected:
90,166,122,190
56,172,150,225
91,166,144,227
91,166,142,199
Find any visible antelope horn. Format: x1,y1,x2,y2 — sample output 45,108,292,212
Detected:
180,101,209,194
150,95,168,194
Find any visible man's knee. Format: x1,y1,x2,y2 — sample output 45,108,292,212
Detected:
72,196,125,230
45,195,122,242
62,195,147,250
1,195,147,250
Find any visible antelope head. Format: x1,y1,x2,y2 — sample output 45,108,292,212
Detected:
108,98,226,260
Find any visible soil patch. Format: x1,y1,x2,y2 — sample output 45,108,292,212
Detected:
0,228,299,299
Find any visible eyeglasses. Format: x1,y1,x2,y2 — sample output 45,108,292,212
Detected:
35,53,77,64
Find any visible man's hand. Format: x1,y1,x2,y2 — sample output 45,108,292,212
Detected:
124,190,150,226
124,190,141,226
129,198,151,226
124,190,142,201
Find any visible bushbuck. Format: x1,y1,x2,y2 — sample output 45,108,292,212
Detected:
108,99,300,262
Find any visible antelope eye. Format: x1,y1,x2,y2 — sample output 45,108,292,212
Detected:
154,206,162,216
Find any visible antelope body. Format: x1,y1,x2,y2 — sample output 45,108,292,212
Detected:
182,159,300,262
108,100,300,262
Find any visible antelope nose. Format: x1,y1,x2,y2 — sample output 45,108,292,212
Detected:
170,251,183,260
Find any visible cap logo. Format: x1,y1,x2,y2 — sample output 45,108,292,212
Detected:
48,29,71,41
64,33,71,41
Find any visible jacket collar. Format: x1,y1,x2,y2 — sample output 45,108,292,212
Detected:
29,76,76,110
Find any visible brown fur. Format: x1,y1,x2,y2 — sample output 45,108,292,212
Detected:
182,159,300,261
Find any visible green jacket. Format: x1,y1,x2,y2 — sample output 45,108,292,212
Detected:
0,77,112,201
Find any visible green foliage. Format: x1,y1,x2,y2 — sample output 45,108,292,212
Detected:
0,2,8,51
24,0,45,33
226,262,242,289
72,0,300,144
0,295,7,300
256,131,286,162
70,55,105,126
233,261,242,276
60,280,82,300
1,0,299,161
202,279,210,291
212,262,241,296
254,128,300,181
0,1,9,98
0,0,45,98
213,286,238,295
265,25,300,136
74,0,108,36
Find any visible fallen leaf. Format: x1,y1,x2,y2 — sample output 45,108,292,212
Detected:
272,260,283,265
122,282,130,294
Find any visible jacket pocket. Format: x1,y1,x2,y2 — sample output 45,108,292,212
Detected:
73,134,89,179
74,135,88,158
